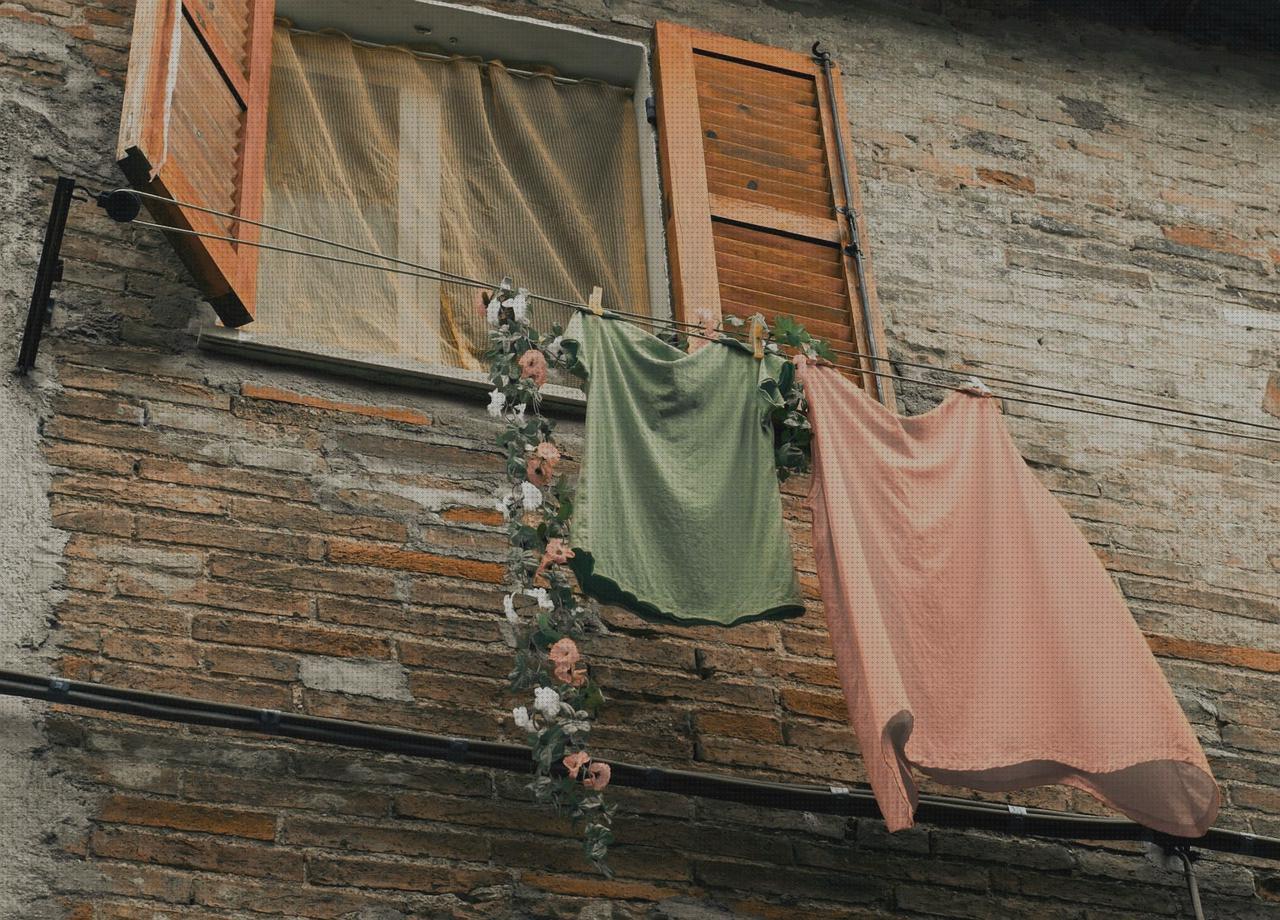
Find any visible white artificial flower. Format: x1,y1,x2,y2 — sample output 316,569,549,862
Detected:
513,403,527,424
545,336,563,361
486,294,503,326
526,587,553,610
503,594,518,623
512,706,534,731
487,389,506,417
534,686,560,719
509,289,529,322
496,495,512,520
520,481,542,512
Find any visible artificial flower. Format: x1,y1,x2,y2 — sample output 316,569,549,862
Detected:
583,761,611,791
548,637,580,670
518,349,549,388
545,336,563,361
487,389,506,417
526,453,553,486
554,661,587,687
486,293,504,326
496,495,512,520
520,481,543,511
526,587,554,610
536,538,574,578
508,289,529,322
512,706,533,731
513,403,527,424
688,317,719,354
534,686,560,718
563,750,591,779
503,594,518,623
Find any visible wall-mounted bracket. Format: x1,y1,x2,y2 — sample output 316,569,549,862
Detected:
16,176,76,374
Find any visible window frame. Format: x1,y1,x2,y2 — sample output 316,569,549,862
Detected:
199,0,671,405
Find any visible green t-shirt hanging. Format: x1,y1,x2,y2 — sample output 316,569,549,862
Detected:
563,312,803,627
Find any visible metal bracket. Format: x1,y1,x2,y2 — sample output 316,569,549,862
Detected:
16,176,76,374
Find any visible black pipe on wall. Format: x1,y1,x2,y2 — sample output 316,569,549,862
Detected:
1,668,1276,862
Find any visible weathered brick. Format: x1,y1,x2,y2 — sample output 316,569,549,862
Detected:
101,633,199,669
99,794,276,839
50,499,134,537
1148,634,1280,674
228,497,407,542
207,553,399,600
328,539,506,584
306,854,506,892
89,826,303,879
281,816,489,860
138,456,313,502
135,512,325,560
192,613,391,659
54,363,229,411
240,383,432,426
52,390,145,425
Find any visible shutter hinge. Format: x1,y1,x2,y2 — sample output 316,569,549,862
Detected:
645,96,657,126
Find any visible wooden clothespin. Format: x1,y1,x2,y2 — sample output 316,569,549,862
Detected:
588,285,604,316
749,315,767,360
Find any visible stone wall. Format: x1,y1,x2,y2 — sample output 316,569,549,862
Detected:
0,0,1277,918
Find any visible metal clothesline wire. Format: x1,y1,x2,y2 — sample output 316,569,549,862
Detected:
104,189,1280,444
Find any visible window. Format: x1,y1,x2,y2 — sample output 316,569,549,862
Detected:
119,0,668,390
117,2,888,401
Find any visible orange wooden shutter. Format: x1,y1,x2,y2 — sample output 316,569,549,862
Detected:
117,0,275,328
653,21,893,405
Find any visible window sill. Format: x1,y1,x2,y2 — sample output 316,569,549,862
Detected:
198,327,587,414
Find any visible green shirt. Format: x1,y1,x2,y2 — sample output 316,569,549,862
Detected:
564,312,803,626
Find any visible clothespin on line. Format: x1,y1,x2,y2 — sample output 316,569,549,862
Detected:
749,315,766,360
588,285,604,316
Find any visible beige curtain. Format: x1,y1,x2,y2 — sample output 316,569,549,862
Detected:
253,26,652,369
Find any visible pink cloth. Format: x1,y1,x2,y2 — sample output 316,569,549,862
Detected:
800,362,1220,836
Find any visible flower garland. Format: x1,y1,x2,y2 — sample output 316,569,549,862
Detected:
484,293,828,873
483,286,614,874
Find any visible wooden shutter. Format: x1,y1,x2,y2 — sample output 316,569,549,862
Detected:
653,22,893,405
117,0,275,328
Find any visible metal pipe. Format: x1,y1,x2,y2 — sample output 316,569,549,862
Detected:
812,42,883,403
2,668,1276,862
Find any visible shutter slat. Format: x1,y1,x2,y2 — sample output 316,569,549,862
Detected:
118,0,273,327
705,165,833,208
654,21,893,405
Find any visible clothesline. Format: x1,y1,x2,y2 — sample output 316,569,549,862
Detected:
94,188,1280,445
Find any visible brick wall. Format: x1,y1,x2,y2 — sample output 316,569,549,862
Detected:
1,0,1279,918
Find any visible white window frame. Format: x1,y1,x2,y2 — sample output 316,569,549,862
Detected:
199,0,671,408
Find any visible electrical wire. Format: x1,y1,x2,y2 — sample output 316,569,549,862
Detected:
103,189,1280,444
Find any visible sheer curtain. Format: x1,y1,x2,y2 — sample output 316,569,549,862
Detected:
252,25,652,369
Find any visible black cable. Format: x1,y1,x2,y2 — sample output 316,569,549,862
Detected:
1,668,1276,862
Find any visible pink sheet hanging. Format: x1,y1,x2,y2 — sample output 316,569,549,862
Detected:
799,360,1220,836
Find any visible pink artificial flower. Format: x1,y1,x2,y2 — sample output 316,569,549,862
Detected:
554,661,587,687
548,637,580,669
688,317,719,354
526,454,552,486
563,750,591,779
518,349,548,388
535,538,574,579
583,761,611,791
525,441,560,486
